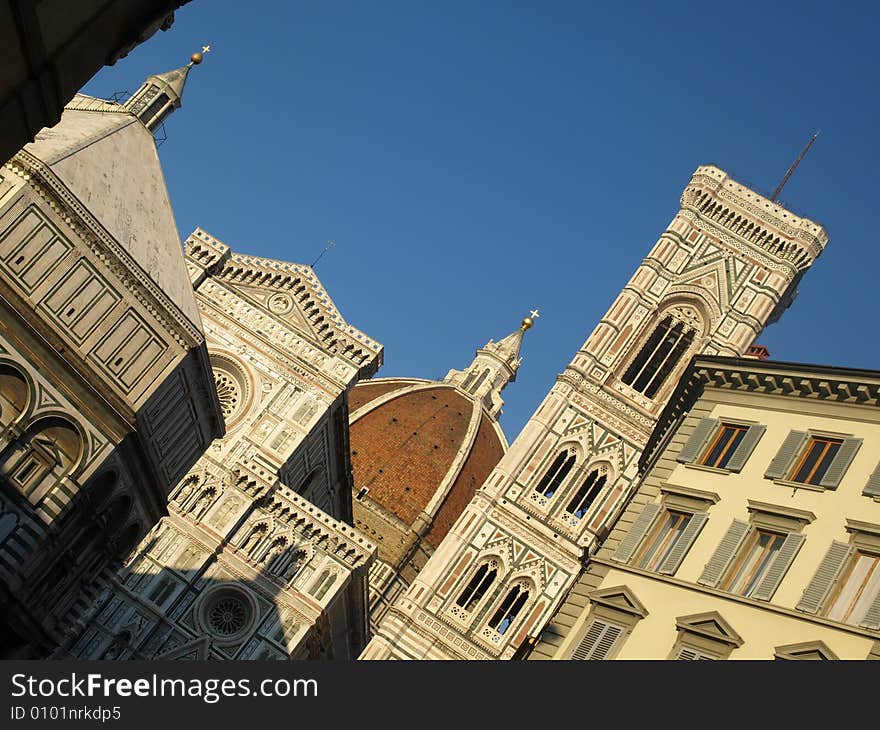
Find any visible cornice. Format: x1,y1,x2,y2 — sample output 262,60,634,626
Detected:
695,361,880,407
257,485,377,568
640,355,880,476
685,166,827,248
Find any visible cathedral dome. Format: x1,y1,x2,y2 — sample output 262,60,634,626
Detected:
347,317,535,633
349,378,506,549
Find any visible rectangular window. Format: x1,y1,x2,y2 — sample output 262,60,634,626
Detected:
636,511,692,571
612,500,708,573
722,529,786,597
14,458,40,487
825,551,880,626
701,424,749,469
678,418,765,472
766,432,861,489
790,436,842,485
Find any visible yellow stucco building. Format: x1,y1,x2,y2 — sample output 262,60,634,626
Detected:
530,355,880,659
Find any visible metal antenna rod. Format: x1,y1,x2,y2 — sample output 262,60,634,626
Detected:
771,131,819,202
311,239,336,268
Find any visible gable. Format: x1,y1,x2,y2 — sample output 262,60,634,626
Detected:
206,251,382,376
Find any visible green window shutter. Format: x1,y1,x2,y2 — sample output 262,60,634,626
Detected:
657,512,709,575
591,623,624,660
751,533,806,601
724,424,766,473
764,431,807,480
859,591,880,631
571,620,624,660
697,519,750,587
819,437,862,488
864,463,880,498
610,502,661,563
796,541,851,614
571,620,605,660
676,418,718,464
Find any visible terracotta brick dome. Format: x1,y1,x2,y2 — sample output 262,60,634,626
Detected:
349,378,507,548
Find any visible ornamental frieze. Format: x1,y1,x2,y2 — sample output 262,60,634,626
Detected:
681,209,802,278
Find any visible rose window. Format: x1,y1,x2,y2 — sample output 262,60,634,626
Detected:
213,370,241,420
199,585,255,642
207,595,248,635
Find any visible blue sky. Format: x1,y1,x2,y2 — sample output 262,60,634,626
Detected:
84,1,880,441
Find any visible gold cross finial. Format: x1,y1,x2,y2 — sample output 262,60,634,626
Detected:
202,45,211,54
530,309,540,319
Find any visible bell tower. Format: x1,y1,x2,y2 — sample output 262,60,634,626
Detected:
361,164,828,660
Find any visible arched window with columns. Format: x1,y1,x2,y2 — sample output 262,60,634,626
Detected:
534,450,576,499
620,304,704,399
487,580,531,636
565,467,608,520
455,559,499,612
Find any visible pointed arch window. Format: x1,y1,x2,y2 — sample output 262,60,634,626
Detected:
456,560,498,611
487,582,530,635
621,314,696,398
269,547,307,582
460,369,478,390
565,469,608,519
312,570,337,600
535,452,576,498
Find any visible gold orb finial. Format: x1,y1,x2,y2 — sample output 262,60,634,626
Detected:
521,308,540,331
190,45,210,66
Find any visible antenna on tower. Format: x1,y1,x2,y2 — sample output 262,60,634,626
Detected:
770,131,819,202
311,240,336,268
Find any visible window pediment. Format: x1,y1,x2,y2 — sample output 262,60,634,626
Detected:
660,483,720,512
845,518,880,539
675,611,743,647
747,500,816,532
588,585,649,619
774,640,838,660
